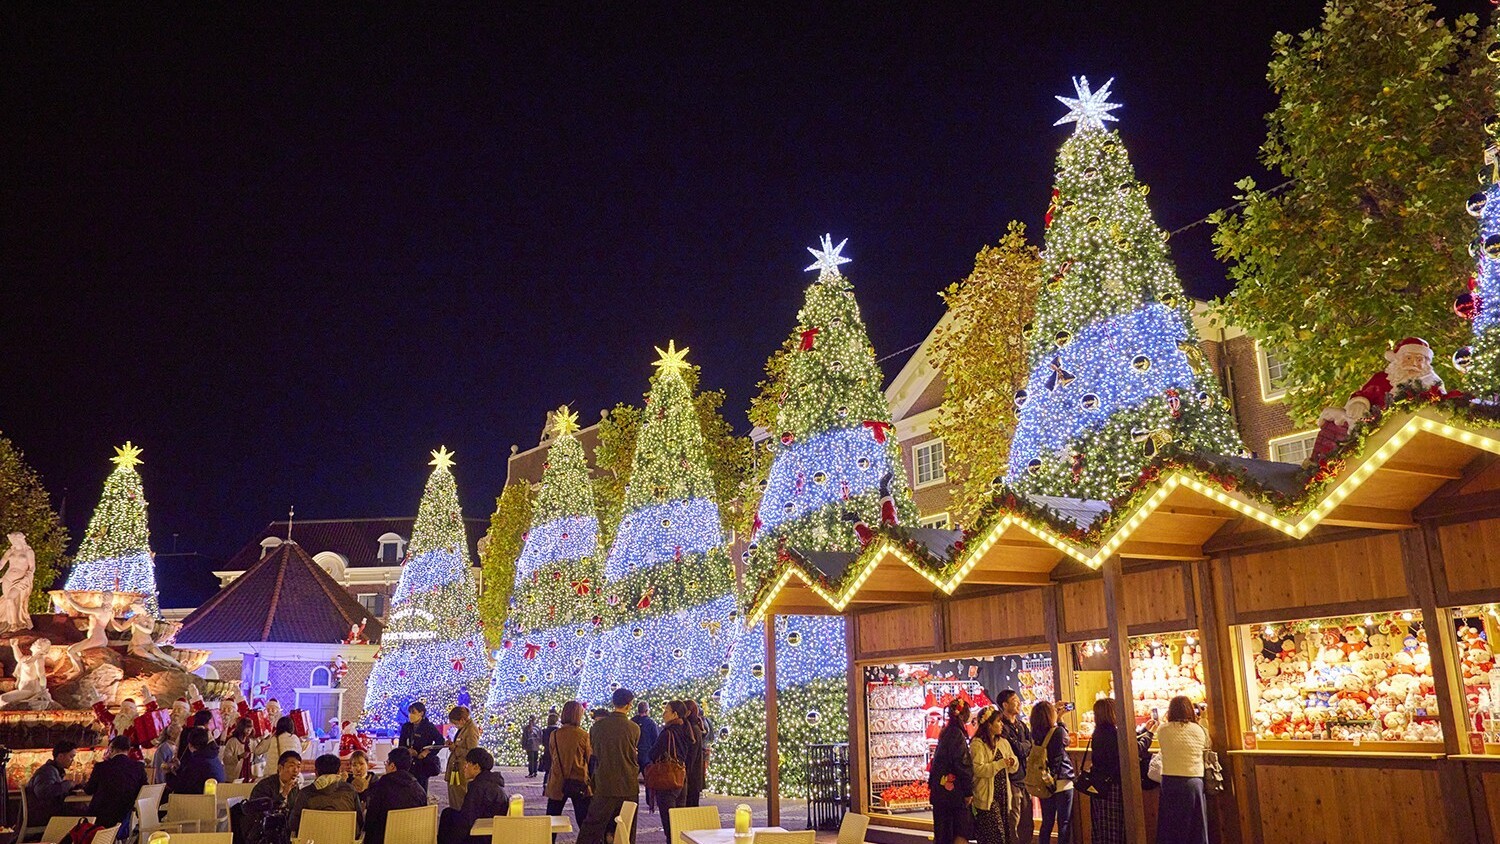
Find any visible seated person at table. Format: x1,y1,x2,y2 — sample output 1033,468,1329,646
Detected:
363,748,428,844
243,751,303,844
344,750,378,806
86,736,148,838
437,748,508,844
292,753,364,836
170,726,227,794
26,740,79,828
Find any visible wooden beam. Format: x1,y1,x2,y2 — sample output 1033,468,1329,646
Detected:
1379,459,1464,480
1319,505,1416,530
845,616,867,816
764,613,780,827
1115,540,1209,561
843,589,935,605
960,570,1054,586
1101,556,1149,843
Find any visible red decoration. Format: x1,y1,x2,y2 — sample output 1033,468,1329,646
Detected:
800,328,820,351
1165,388,1182,418
132,708,172,745
637,587,655,610
862,420,893,444
288,708,314,738
571,578,592,596
1044,188,1060,228
523,642,542,659
451,658,465,672
339,725,373,757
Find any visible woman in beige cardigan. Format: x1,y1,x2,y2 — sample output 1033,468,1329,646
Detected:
445,706,482,808
972,706,1021,844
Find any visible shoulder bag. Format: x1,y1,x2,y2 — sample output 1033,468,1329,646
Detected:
644,728,687,791
1202,746,1225,794
551,731,589,800
1074,734,1102,797
1022,725,1058,798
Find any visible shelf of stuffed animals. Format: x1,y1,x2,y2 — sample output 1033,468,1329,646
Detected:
1239,610,1444,751
1449,606,1500,754
1064,630,1207,745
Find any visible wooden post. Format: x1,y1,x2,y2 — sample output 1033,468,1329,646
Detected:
1101,556,1149,843
846,613,864,816
765,613,781,826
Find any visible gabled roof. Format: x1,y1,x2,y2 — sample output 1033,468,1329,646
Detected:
177,540,387,645
748,403,1500,620
220,517,486,573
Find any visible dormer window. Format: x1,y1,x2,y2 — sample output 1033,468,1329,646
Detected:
377,533,406,564
259,536,283,559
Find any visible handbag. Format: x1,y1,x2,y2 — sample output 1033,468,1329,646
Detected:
644,729,687,791
1202,748,1225,794
1146,752,1163,783
1074,736,1102,798
551,732,589,799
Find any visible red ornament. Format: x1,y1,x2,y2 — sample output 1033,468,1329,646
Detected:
780,431,794,445
637,587,655,610
523,642,542,659
1165,388,1181,418
1044,188,1060,228
1456,291,1481,320
571,578,592,596
451,658,464,672
862,420,893,444
800,328,820,351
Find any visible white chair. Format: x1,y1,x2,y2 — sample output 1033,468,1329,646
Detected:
487,816,550,844
165,834,233,844
836,812,869,844
384,804,437,844
214,782,256,802
752,833,815,844
87,825,120,844
138,783,166,808
163,793,218,833
39,817,95,844
667,806,721,844
296,809,358,844
613,801,637,844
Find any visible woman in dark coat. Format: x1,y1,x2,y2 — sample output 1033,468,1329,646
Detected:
1031,701,1076,844
683,700,708,807
650,701,698,843
397,701,444,793
928,699,975,844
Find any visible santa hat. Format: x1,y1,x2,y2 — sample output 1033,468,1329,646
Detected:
1390,337,1432,357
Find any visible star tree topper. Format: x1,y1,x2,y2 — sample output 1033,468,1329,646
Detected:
1054,76,1122,132
111,441,144,469
805,233,851,277
653,339,692,377
429,445,456,471
550,405,581,437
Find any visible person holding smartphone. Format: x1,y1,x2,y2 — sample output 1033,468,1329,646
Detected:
398,701,443,793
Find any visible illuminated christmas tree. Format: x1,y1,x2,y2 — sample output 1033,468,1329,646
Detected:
482,409,602,763
577,342,737,717
362,447,491,729
1458,93,1500,394
1007,77,1241,497
711,237,919,797
66,442,162,617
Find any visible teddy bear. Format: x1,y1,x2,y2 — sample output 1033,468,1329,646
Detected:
1342,625,1368,657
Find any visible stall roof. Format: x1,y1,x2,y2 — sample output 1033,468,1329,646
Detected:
747,405,1500,622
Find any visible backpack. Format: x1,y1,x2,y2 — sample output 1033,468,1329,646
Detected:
65,818,105,844
1023,726,1058,798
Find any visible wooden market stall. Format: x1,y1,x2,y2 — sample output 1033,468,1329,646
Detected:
745,407,1500,843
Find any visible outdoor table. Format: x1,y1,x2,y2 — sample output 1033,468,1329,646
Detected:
469,814,574,836
681,827,788,844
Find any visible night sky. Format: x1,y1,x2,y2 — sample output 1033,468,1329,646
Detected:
6,3,1487,606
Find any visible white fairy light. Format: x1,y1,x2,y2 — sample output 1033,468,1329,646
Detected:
1054,75,1122,132
804,233,852,277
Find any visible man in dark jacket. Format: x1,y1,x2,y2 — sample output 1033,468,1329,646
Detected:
170,727,226,795
26,740,78,829
243,751,303,844
631,702,659,813
521,716,540,777
438,747,508,844
997,690,1035,844
578,688,640,844
292,754,364,836
364,747,428,844
86,736,148,838
398,702,444,793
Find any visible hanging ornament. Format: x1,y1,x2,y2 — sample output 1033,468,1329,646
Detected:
780,431,794,444
1486,114,1500,140
1086,214,1102,228
831,359,844,371
719,663,731,677
1161,291,1180,308
1165,388,1182,418
1044,188,1060,228
1131,354,1152,373
672,647,685,660
800,327,820,350
1197,391,1213,409
522,642,542,660
1014,388,1029,408
1485,234,1500,259
1454,346,1475,373
787,630,803,646
632,626,644,639
659,517,672,528
1045,356,1076,391
856,456,871,470
751,663,765,679
1487,41,1500,62
837,405,849,417
1469,192,1490,217
1455,291,1481,320
1026,458,1043,475
1054,330,1071,348
840,479,851,500
636,587,654,610
1022,321,1036,340
812,471,828,485
1177,342,1210,374
806,710,822,725
518,674,529,684
862,419,894,443
1082,166,1099,180
1080,393,1099,410
1069,450,1085,482
1132,427,1174,458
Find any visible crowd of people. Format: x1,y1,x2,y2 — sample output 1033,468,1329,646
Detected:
927,692,1211,844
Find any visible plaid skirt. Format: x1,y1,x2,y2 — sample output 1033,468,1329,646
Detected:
975,802,1014,844
1087,780,1126,844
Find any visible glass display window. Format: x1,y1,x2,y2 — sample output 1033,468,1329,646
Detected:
1240,610,1443,746
1066,631,1206,742
862,651,1054,818
1450,606,1500,753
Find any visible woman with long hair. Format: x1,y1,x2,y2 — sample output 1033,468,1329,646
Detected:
544,701,592,828
1030,701,1076,844
220,717,259,782
928,699,975,844
651,700,698,841
445,705,481,808
971,706,1019,844
682,700,708,807
1155,696,1209,844
1084,698,1125,844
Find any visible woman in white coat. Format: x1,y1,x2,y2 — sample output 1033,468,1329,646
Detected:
972,705,1021,844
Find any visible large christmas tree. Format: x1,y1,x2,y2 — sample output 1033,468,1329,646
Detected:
1007,78,1241,497
482,409,603,762
711,237,919,797
362,447,491,729
66,442,162,617
1460,80,1500,395
577,342,737,717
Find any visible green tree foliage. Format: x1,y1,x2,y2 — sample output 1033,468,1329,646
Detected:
1212,0,1493,421
929,223,1043,524
0,434,69,612
477,482,533,648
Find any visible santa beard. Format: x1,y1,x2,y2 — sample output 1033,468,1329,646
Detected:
1388,357,1440,391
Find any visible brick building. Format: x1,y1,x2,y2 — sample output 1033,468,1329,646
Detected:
884,303,1305,528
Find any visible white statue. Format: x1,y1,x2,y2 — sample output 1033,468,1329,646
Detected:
0,533,36,633
0,637,55,710
113,600,181,669
57,591,117,676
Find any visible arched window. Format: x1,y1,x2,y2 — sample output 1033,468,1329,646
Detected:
377,533,406,564
309,666,332,688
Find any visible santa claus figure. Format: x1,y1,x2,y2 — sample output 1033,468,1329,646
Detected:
1313,338,1444,460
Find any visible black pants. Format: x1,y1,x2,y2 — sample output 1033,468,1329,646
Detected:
438,807,480,844
548,795,591,831
577,793,637,844
415,774,432,794
527,749,540,777
656,789,685,840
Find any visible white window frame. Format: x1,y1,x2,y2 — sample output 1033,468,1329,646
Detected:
377,533,406,564
912,440,947,489
1268,430,1318,465
1256,341,1291,402
356,592,385,618
308,666,333,687
918,512,952,529
293,687,346,733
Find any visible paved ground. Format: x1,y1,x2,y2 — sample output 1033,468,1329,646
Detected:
429,766,834,844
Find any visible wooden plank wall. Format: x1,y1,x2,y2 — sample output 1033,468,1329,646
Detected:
1434,518,1500,603
1248,757,1461,843
1058,564,1194,639
855,604,939,658
946,588,1048,649
1220,532,1409,622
